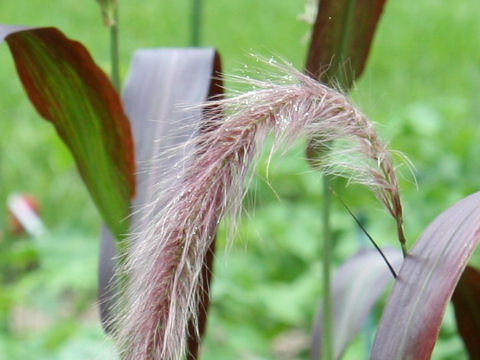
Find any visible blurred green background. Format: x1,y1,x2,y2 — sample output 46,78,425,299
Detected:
1,0,479,359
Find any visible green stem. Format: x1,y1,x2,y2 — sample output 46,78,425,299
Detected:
322,174,333,360
108,3,128,259
191,0,202,46
110,6,121,91
0,148,6,234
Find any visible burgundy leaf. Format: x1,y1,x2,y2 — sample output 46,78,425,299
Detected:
371,192,480,360
304,1,389,180
305,0,387,88
452,265,480,359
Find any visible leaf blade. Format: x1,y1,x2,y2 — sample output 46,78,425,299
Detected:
452,265,480,359
1,26,135,240
311,247,403,360
371,192,480,360
305,0,387,88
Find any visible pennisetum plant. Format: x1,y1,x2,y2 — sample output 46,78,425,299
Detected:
110,58,407,360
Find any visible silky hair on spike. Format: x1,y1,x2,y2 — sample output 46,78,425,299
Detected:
112,58,406,360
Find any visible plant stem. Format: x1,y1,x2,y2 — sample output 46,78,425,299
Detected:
191,0,202,46
0,148,6,236
110,6,121,91
108,2,128,259
322,174,333,360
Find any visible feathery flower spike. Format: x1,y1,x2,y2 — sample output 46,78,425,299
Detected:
112,58,406,360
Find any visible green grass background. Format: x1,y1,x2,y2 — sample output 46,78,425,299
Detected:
1,0,479,359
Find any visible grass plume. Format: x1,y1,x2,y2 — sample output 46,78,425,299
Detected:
112,58,406,359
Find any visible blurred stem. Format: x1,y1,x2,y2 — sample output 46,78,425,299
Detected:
322,174,333,360
0,150,5,234
108,4,126,249
191,0,202,46
110,6,121,91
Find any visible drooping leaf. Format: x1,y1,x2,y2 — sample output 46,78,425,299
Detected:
305,0,387,88
452,265,480,359
311,247,403,360
371,192,480,360
98,49,223,360
0,26,135,240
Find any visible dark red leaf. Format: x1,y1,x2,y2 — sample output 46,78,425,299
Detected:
305,0,387,88
452,265,480,359
371,192,480,360
1,25,135,240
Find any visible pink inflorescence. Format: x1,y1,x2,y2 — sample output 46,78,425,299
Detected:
112,59,405,360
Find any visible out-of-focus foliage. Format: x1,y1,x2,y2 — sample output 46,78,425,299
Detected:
0,0,479,359
0,231,117,359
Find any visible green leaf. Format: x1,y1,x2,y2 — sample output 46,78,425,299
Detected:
305,0,387,89
371,192,480,360
0,26,135,240
452,265,480,359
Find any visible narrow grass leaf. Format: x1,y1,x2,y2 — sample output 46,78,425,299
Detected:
371,192,480,360
452,265,480,359
0,26,135,241
311,247,403,360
